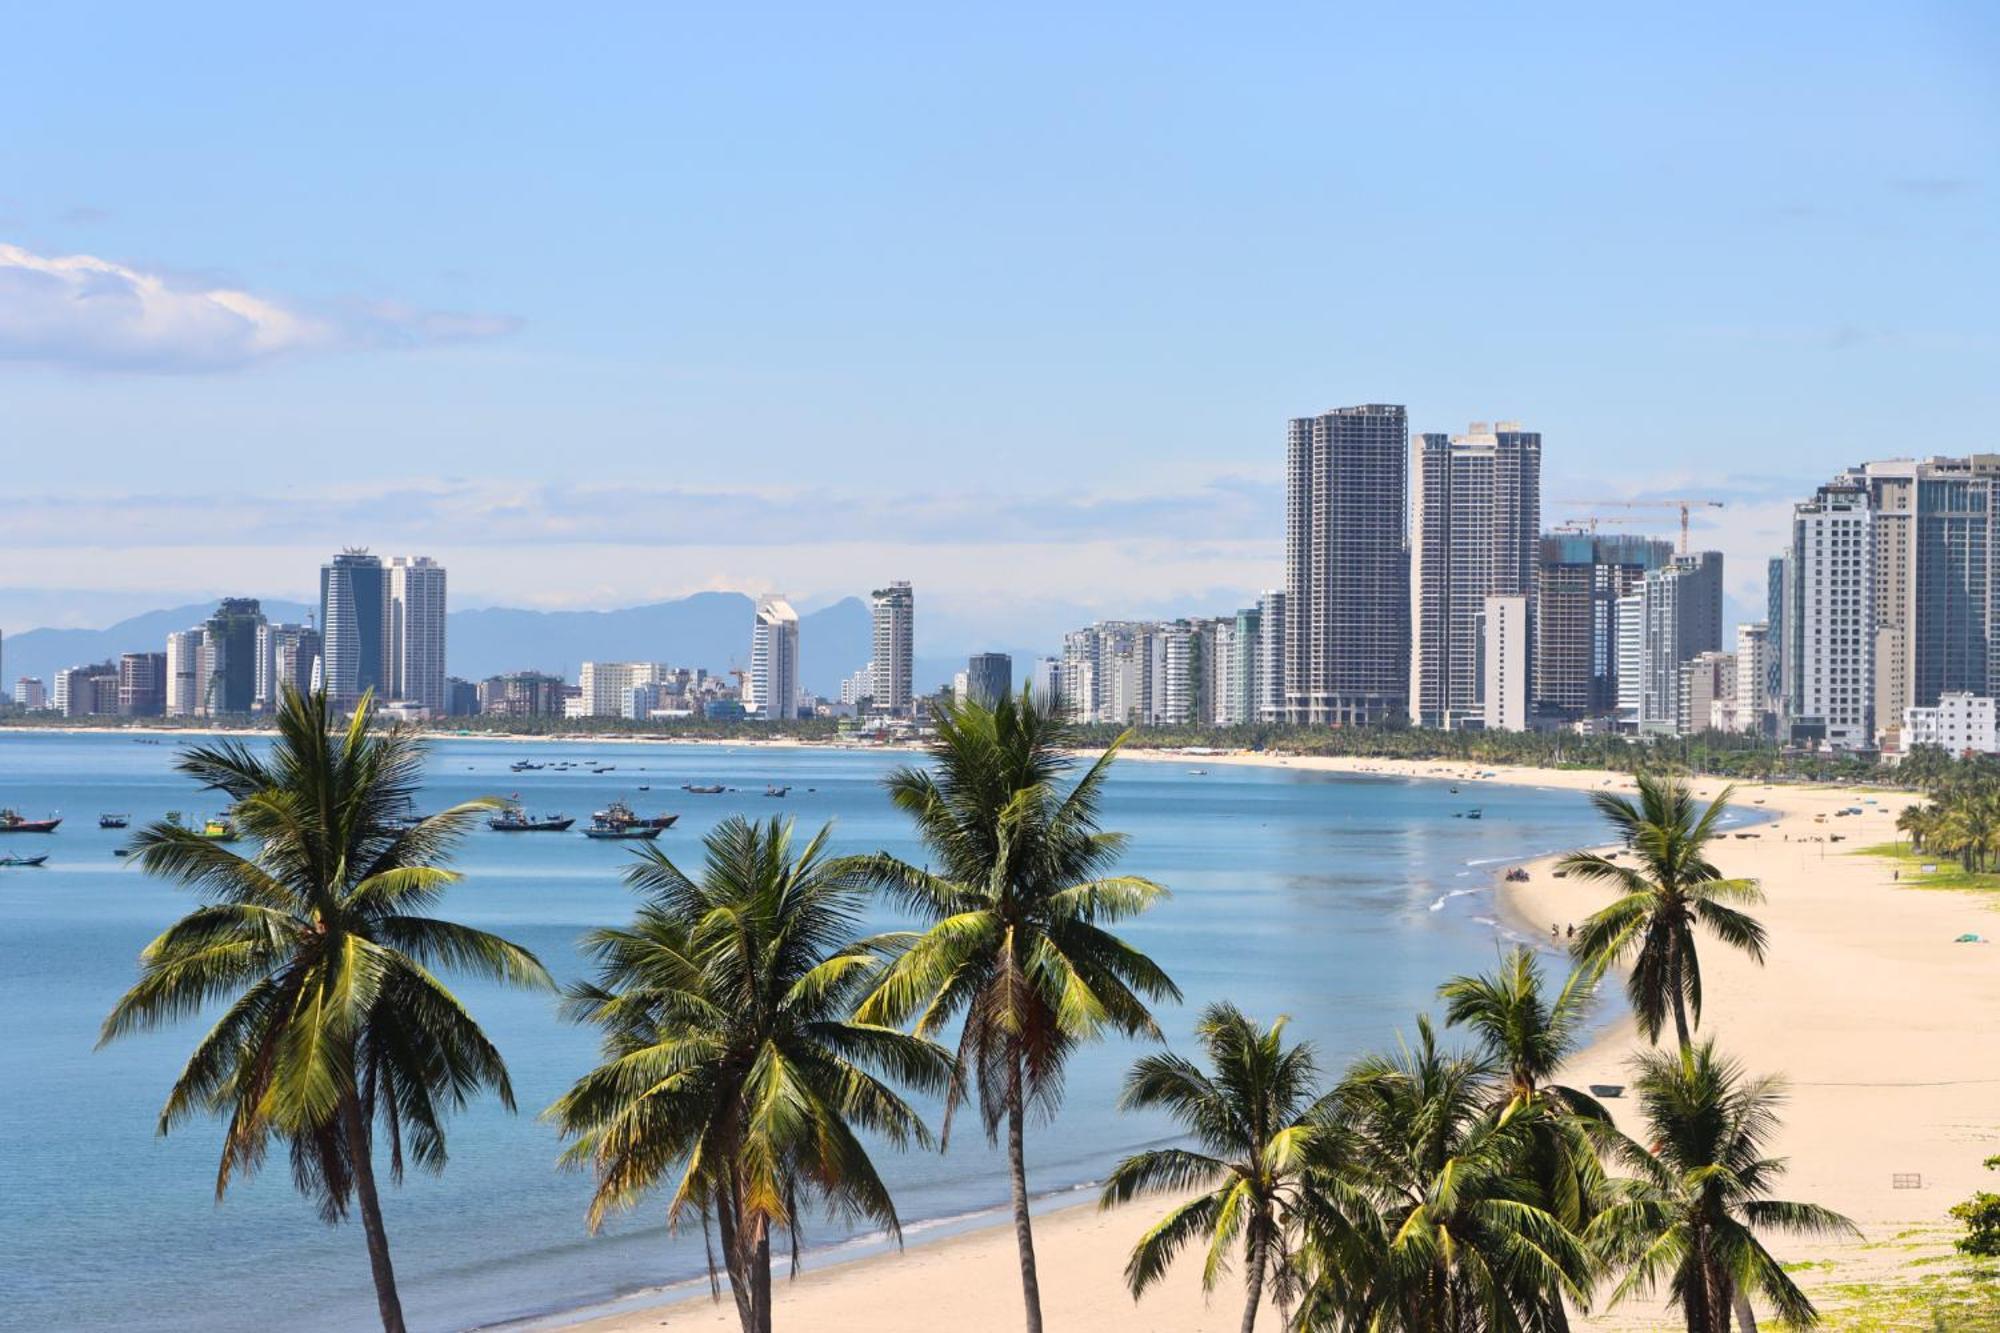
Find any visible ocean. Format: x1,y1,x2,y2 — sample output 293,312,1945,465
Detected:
0,733,1621,1332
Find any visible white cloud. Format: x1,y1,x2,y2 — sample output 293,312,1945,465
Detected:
0,243,517,372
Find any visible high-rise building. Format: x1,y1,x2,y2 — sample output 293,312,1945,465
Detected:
14,677,47,710
118,651,167,717
445,677,479,717
1734,623,1771,736
1614,590,1645,729
1787,481,1874,749
1028,657,1061,711
478,671,566,718
258,623,321,709
321,551,389,707
1149,621,1195,725
58,662,120,717
1638,552,1724,734
869,582,914,716
1534,534,1675,724
579,662,674,718
388,556,448,713
203,598,265,715
1678,650,1736,735
1254,590,1286,722
1766,555,1790,731
165,628,206,718
1216,604,1261,727
964,652,1012,709
1480,595,1530,732
1284,405,1409,725
749,596,801,721
1410,423,1541,727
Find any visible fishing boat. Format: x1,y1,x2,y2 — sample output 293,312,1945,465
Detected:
98,814,131,830
489,806,576,832
682,783,726,795
0,854,50,867
764,785,791,798
583,802,663,840
0,809,62,834
166,812,238,842
1465,808,1483,821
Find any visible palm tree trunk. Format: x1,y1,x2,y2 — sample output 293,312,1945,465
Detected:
714,1189,757,1333
752,1221,773,1333
1239,1217,1266,1333
1732,1288,1758,1331
1006,1049,1045,1333
1670,937,1694,1051
339,1091,407,1333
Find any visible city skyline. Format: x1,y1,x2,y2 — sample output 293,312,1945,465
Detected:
2,6,1993,642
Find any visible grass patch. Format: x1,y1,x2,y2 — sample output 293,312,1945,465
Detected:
1781,1254,2000,1330
1850,842,2000,895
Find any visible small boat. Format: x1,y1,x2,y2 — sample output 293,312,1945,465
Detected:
1187,768,1207,776
489,807,575,833
1465,809,1483,821
0,809,62,834
199,818,239,842
99,814,131,830
637,785,651,791
683,783,726,795
1449,785,1459,794
0,854,49,867
583,802,664,840
764,785,791,798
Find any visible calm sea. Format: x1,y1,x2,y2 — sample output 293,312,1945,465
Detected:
1,733,1625,1332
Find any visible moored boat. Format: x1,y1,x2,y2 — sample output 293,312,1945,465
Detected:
99,814,131,830
682,783,725,795
0,809,62,834
764,785,791,798
582,802,664,840
489,806,576,832
0,853,50,867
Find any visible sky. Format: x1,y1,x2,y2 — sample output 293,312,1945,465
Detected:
2,2,1996,646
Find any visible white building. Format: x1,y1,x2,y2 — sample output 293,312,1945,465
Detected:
13,677,47,710
1903,692,2000,755
749,596,801,721
839,664,873,707
1480,595,1529,732
1028,657,1061,711
1733,623,1770,736
166,627,207,718
869,582,914,716
1614,591,1644,730
388,556,448,714
1678,650,1736,736
1255,589,1286,723
1787,481,1875,749
579,662,672,718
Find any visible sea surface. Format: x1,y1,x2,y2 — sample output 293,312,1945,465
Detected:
2,733,1628,1333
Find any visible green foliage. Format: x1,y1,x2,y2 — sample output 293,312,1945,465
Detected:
546,816,952,1333
1952,1156,2000,1258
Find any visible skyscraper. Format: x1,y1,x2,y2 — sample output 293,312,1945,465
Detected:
388,556,448,713
320,550,389,707
1787,480,1874,748
1533,533,1674,723
749,596,801,720
1409,423,1541,727
165,628,206,718
204,599,266,715
1254,589,1286,722
964,652,1012,708
257,623,321,710
1639,552,1724,734
1284,405,1409,725
869,581,915,716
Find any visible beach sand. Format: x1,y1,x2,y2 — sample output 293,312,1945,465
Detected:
560,754,2000,1331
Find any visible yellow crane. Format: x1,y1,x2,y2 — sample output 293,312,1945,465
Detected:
1556,498,1724,554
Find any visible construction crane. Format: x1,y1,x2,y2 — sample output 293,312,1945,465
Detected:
1556,498,1725,555
1549,515,1643,536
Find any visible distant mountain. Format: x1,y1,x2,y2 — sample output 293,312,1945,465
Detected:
4,601,315,689
2,593,882,698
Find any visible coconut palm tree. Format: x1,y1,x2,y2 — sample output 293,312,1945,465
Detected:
1101,1003,1327,1333
548,816,952,1333
1557,774,1766,1049
1587,1042,1856,1332
99,687,551,1333
1895,802,1936,854
856,688,1180,1333
1291,1018,1594,1331
1439,948,1615,1332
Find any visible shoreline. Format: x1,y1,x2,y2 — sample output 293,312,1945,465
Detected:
544,752,1998,1331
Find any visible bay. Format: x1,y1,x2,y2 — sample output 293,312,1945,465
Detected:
0,733,1617,1332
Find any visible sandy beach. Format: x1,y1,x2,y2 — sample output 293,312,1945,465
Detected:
545,753,1997,1331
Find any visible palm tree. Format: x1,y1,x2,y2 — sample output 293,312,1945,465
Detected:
856,688,1180,1332
548,816,952,1333
1557,774,1767,1049
1587,1042,1856,1332
1439,948,1615,1332
1292,1018,1594,1331
1895,802,1935,854
99,688,551,1333
1101,1003,1326,1333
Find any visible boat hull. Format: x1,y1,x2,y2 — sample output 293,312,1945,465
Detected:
0,820,61,834
583,826,663,840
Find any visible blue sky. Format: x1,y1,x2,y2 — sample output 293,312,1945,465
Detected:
2,2,1995,645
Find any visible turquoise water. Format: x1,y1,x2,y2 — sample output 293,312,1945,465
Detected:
1,734,1622,1332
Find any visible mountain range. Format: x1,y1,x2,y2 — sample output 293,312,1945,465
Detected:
2,593,1034,699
